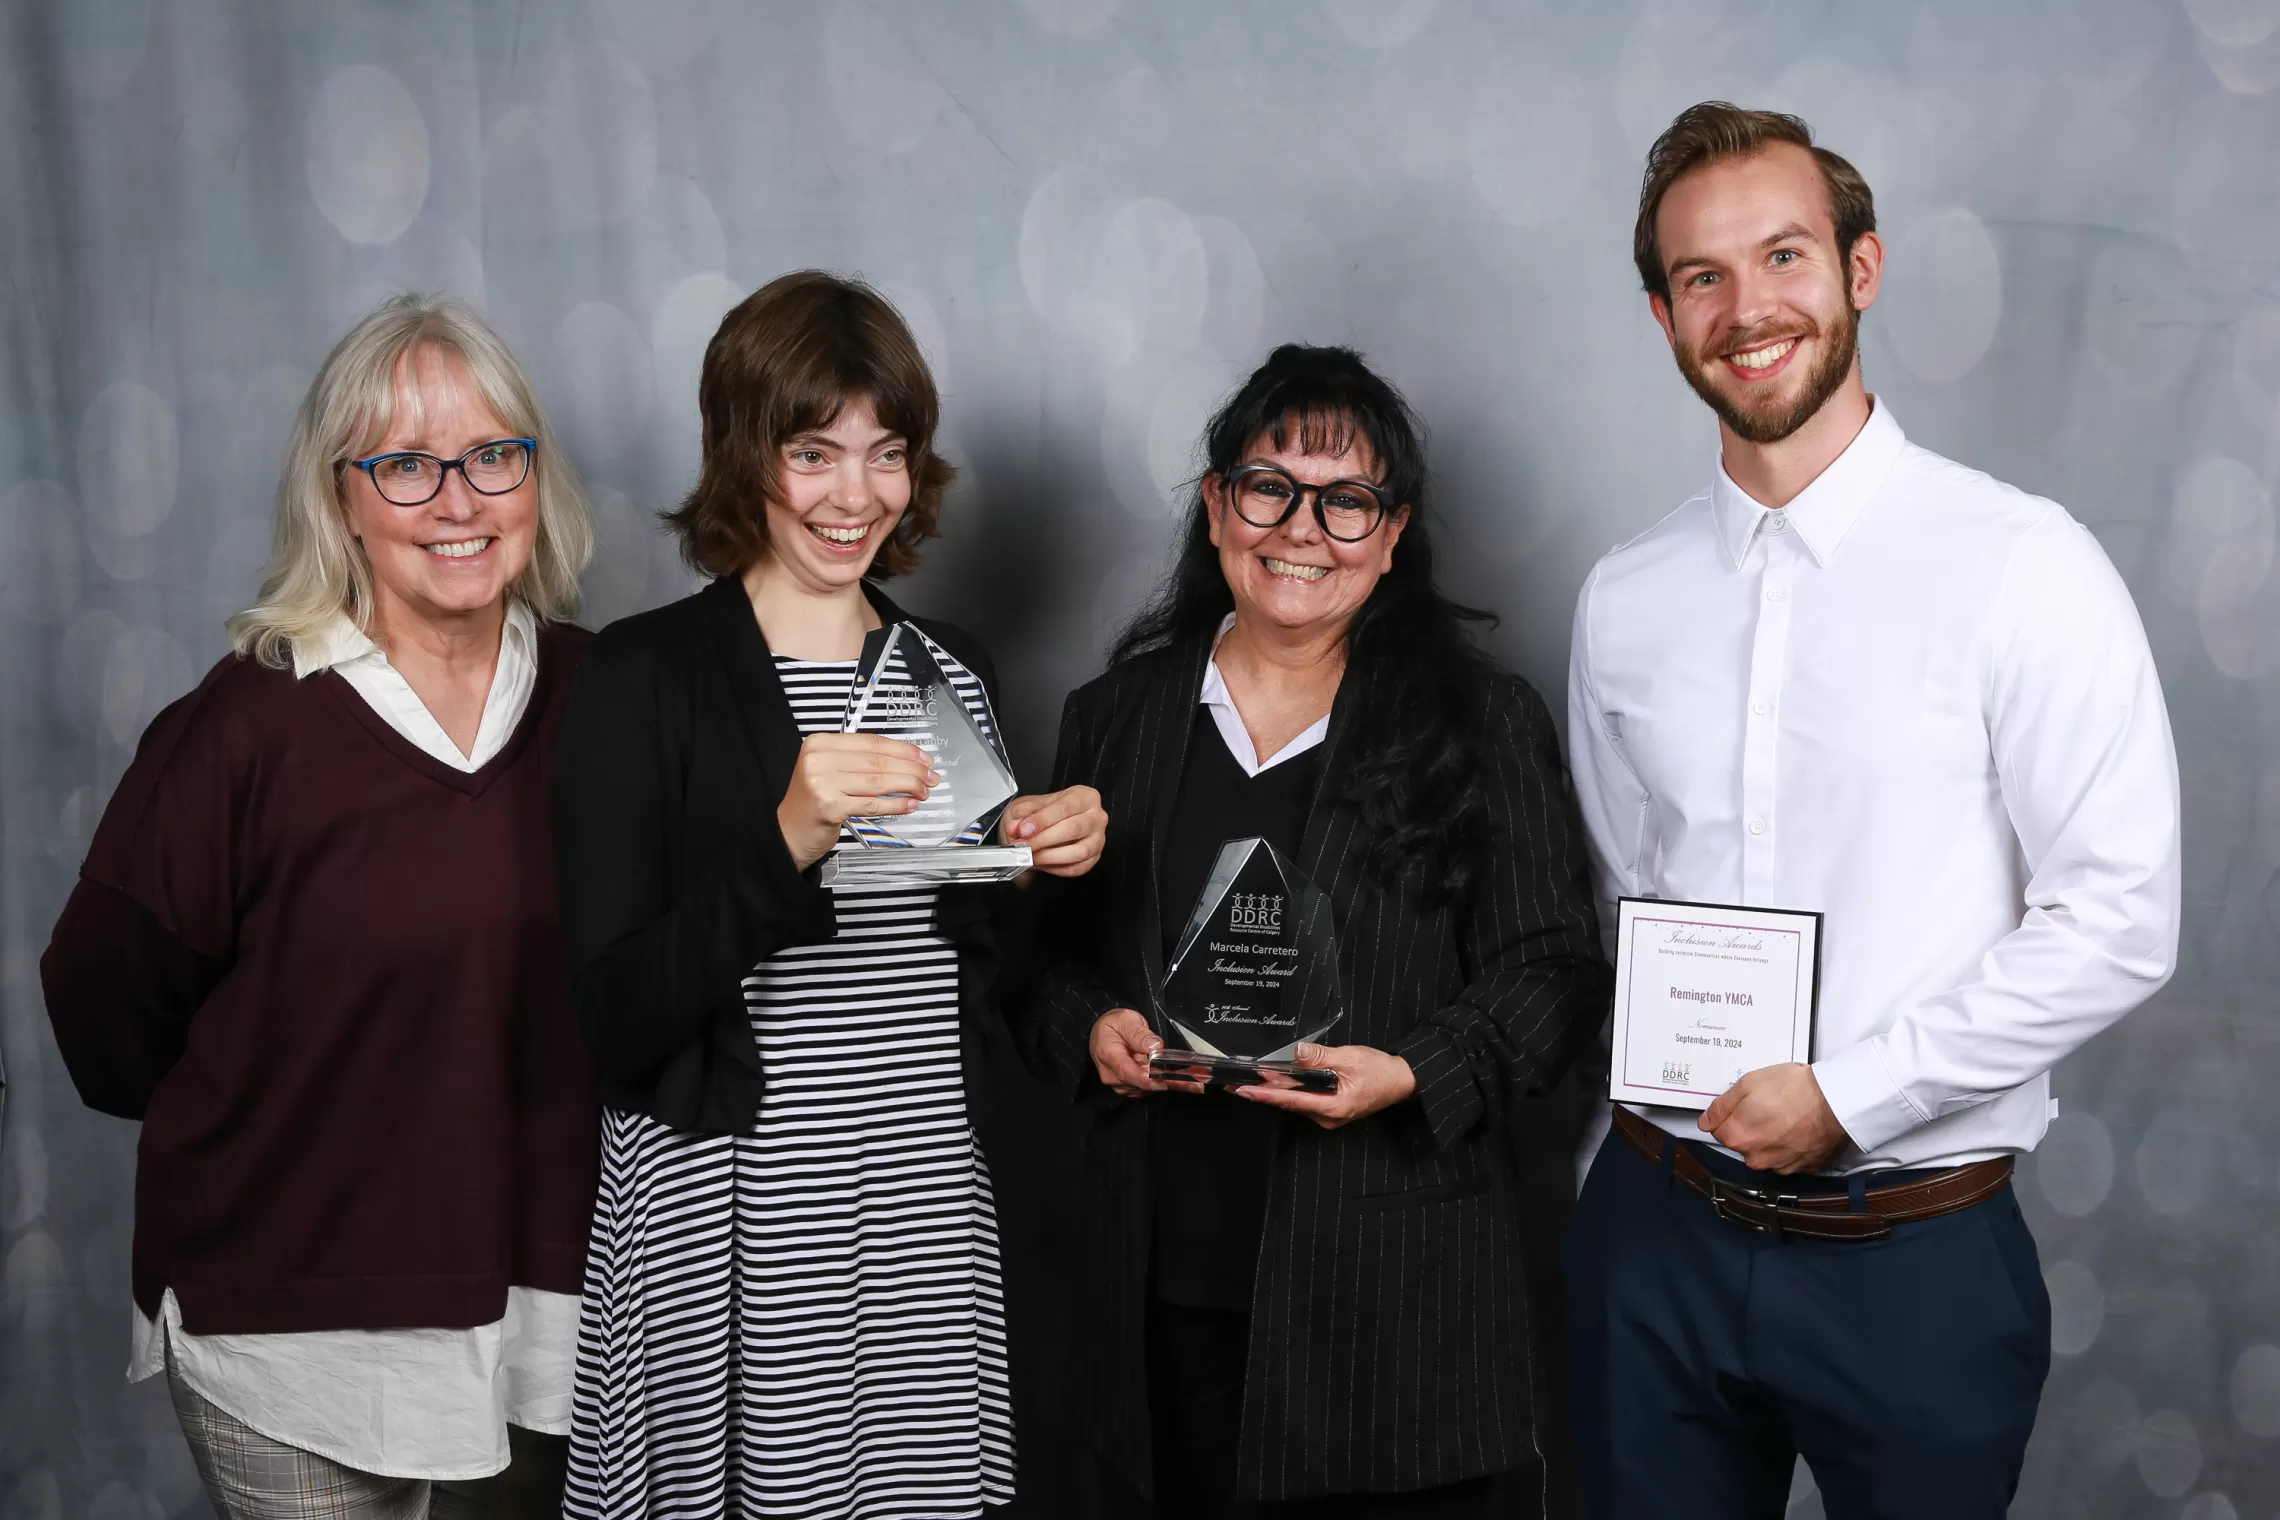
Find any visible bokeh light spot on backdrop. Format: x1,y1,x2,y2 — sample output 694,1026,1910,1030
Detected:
551,302,656,463
1145,355,1244,504
651,273,749,418
2072,1376,2142,1472
2232,303,2280,438
2169,456,2278,680
1020,167,1134,354
0,1118,44,1233
1467,41,1603,231
481,45,658,241
2046,1260,2106,1357
2197,25,2280,91
59,610,126,740
1614,0,1765,152
89,1481,153,1520
2135,1409,2202,1499
1191,216,1266,364
543,46,659,228
2134,1107,2227,1215
582,486,653,628
2179,1495,2239,1520
348,219,487,328
2037,1110,2117,1217
99,626,193,750
2,1231,65,1332
1367,13,1480,182
881,284,955,399
2085,238,2210,387
2231,1343,2280,1438
76,382,177,542
1761,59,1936,224
305,65,431,247
6,1470,62,1520
1022,178,1212,368
1881,208,2004,385
2184,0,2280,49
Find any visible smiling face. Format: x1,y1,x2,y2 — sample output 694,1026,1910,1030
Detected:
756,394,913,593
1650,143,1882,445
344,344,537,631
1204,421,1407,642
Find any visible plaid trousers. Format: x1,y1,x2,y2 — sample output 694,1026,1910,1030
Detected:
165,1347,565,1520
166,1357,431,1520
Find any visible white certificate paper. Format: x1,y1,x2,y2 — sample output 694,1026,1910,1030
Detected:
1608,898,1820,1111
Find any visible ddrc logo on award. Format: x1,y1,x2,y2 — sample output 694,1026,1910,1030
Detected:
1228,893,1284,933
877,691,940,723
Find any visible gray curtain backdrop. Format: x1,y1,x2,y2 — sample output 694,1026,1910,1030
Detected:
3,1,2276,1515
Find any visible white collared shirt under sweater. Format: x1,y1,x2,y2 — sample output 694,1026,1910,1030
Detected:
565,649,1014,1519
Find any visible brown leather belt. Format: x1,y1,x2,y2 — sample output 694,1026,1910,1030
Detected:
1611,1104,2012,1242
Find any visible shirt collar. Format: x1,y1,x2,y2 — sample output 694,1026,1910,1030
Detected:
293,599,537,678
1198,613,1239,711
1710,398,1907,571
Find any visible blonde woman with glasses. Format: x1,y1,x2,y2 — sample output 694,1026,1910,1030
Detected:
43,294,600,1519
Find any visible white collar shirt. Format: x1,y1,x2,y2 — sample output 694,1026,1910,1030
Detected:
293,599,539,770
1566,400,2180,1172
1199,614,1331,776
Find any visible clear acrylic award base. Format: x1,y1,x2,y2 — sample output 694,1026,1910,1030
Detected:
818,843,1032,890
1147,1049,1339,1094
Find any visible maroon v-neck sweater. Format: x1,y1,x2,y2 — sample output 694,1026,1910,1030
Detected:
41,624,597,1334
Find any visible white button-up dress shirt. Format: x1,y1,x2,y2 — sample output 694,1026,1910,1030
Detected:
128,602,580,1481
1566,401,2180,1173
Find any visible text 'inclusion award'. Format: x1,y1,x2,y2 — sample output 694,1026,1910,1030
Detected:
818,622,1032,890
1150,837,1344,1094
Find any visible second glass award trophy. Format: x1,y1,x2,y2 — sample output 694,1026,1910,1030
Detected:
818,622,1033,890
1150,837,1345,1093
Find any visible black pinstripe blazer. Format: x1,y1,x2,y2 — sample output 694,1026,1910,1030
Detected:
1024,632,1610,1504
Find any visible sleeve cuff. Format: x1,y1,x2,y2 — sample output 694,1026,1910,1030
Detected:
1392,1023,1483,1153
1811,1039,1929,1155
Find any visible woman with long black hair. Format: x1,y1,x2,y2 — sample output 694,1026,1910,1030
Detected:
1025,344,1610,1517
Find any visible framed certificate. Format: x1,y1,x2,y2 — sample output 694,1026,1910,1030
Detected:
1608,898,1820,1111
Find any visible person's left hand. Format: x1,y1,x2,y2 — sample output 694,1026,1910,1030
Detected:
1700,1063,1850,1174
1234,1042,1417,1130
999,786,1107,877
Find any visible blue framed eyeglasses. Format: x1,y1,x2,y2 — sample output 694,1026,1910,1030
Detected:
350,438,537,506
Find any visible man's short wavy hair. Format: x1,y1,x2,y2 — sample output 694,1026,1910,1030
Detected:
1633,102,1877,305
665,271,952,580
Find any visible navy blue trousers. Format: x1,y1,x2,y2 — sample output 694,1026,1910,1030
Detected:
1562,1126,2050,1519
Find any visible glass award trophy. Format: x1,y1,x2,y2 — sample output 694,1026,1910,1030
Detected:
1150,836,1345,1093
818,621,1033,890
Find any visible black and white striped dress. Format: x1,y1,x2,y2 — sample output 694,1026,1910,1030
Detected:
565,654,1014,1519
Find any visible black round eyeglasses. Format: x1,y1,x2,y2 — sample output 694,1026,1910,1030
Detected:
1222,464,1395,542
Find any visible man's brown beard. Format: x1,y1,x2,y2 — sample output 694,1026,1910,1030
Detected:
1676,303,1860,446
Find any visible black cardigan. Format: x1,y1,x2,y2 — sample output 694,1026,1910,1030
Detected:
1024,634,1611,1504
552,574,1018,1134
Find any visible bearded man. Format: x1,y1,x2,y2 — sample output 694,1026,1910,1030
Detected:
1561,102,2180,1517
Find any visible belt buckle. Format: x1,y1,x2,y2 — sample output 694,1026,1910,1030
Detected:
1709,1178,1801,1239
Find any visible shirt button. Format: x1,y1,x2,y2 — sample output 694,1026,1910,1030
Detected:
1747,816,1769,836
1765,586,1787,603
1751,701,1772,716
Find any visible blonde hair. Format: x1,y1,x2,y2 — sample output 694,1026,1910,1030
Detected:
228,293,597,668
